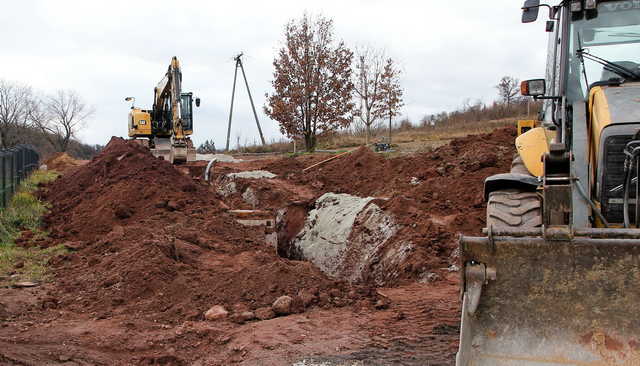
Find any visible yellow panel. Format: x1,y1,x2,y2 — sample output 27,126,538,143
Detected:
128,109,152,137
517,120,536,136
515,127,555,177
588,86,612,174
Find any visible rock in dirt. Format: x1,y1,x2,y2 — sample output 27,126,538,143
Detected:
166,201,180,211
63,241,84,251
291,193,399,283
227,170,276,179
242,187,259,207
375,299,390,310
12,281,38,288
297,290,317,308
204,305,229,321
232,311,256,323
272,295,293,316
255,306,275,320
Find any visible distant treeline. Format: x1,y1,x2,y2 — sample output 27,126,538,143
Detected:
8,125,103,160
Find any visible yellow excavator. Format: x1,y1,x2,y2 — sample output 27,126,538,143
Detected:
126,56,199,164
457,1,640,365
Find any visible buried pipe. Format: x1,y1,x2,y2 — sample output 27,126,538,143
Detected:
204,158,217,182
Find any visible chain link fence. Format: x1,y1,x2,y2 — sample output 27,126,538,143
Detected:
0,145,40,208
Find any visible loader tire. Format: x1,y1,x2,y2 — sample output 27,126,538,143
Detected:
487,189,542,229
510,155,529,175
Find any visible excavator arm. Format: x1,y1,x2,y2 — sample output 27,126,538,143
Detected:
149,56,195,163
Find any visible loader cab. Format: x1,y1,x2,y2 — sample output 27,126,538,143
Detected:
519,0,640,227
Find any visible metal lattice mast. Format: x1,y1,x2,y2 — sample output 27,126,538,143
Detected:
225,53,266,151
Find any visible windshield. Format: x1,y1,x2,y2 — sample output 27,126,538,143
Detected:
180,94,192,119
566,1,640,103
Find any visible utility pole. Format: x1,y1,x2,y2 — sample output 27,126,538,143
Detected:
225,53,266,151
225,58,239,151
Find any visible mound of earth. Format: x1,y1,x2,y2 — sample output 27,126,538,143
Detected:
272,128,517,285
43,152,85,173
38,137,373,324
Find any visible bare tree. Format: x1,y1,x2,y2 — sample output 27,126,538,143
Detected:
0,80,34,148
353,46,389,145
379,58,404,143
32,90,93,152
495,76,520,105
264,14,354,152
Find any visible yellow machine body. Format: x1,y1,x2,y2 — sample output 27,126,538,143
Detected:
516,119,536,136
127,108,152,138
515,126,554,177
457,2,640,364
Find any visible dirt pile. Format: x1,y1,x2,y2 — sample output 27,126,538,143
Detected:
274,127,517,285
43,152,85,173
38,137,373,324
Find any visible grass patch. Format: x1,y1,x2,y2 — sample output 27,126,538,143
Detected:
0,169,65,286
0,244,67,286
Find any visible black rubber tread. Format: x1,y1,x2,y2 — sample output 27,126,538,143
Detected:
487,189,542,228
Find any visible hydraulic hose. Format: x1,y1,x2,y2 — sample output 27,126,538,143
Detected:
575,179,609,228
623,158,634,228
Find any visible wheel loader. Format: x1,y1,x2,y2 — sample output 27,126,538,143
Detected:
126,56,200,164
457,1,640,365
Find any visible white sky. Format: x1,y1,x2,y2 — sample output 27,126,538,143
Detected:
0,0,550,148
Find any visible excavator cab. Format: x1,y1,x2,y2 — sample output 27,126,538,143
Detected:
457,1,640,365
180,92,197,135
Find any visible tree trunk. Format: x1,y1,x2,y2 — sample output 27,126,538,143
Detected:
365,124,370,145
388,114,392,144
304,133,316,152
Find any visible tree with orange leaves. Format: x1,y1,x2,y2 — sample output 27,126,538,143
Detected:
264,14,354,152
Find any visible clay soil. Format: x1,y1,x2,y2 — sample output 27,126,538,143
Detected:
0,127,516,365
43,152,88,173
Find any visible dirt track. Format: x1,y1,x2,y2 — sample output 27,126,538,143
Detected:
0,127,516,365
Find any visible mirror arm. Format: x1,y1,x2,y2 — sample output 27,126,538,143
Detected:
534,95,562,100
523,4,560,20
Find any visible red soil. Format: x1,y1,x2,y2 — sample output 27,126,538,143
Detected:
36,138,373,325
0,128,516,365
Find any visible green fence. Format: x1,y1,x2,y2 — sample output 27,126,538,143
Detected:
0,145,40,208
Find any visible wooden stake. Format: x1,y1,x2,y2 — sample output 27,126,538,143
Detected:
302,150,353,173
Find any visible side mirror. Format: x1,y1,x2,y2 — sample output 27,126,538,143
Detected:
195,97,201,107
522,0,541,23
521,79,546,97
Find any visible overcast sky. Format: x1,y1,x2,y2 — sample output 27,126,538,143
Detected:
1,0,550,148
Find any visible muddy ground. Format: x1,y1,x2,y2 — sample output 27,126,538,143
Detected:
0,127,516,365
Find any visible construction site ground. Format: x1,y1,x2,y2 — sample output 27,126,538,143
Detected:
0,127,516,365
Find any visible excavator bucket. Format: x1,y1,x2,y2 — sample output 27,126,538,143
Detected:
151,138,172,162
150,138,195,164
457,228,640,366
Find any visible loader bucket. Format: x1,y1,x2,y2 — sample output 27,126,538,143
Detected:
457,228,640,366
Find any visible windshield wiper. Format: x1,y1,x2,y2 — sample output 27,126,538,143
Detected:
576,48,640,81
